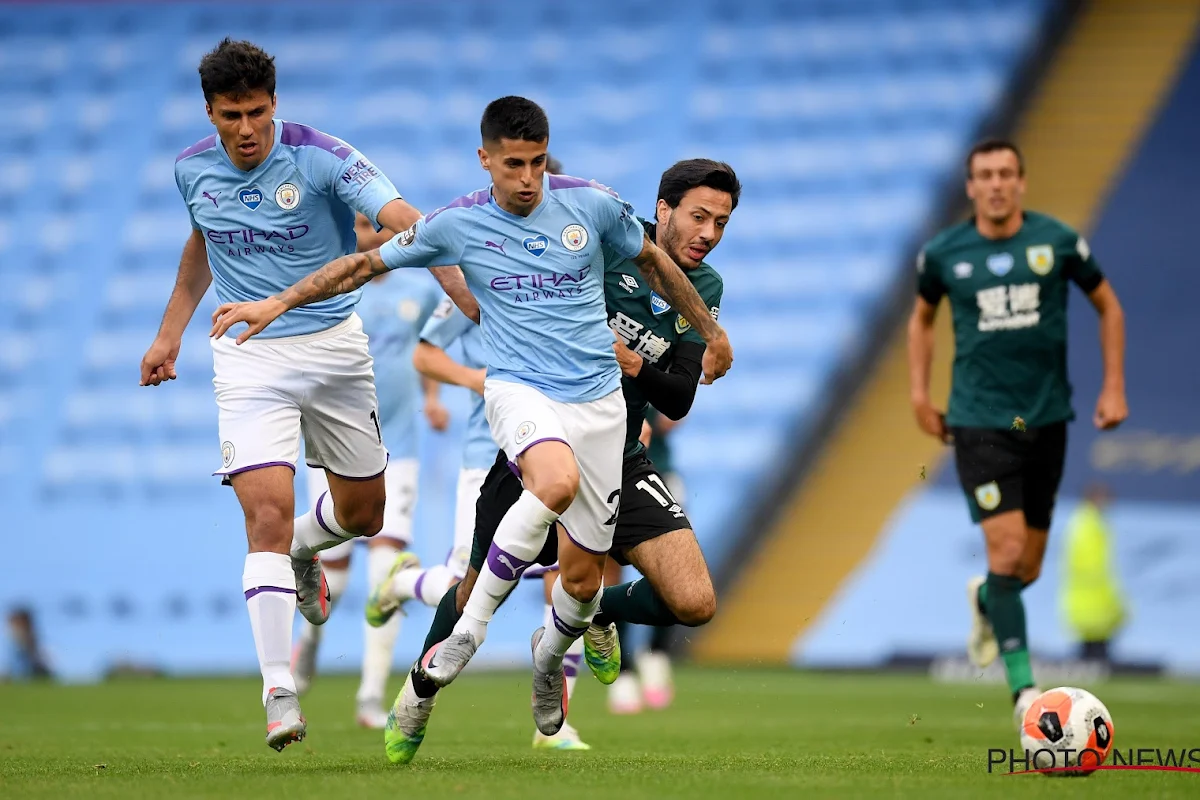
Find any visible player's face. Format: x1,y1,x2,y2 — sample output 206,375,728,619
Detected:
206,89,277,171
655,186,733,269
478,138,548,216
966,149,1025,225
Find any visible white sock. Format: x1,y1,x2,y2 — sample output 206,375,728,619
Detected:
243,552,297,704
392,564,456,608
543,603,583,702
454,491,559,646
358,544,402,705
535,576,601,673
297,565,349,647
291,491,355,561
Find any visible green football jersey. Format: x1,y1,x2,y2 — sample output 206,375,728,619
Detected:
604,218,723,460
917,211,1104,429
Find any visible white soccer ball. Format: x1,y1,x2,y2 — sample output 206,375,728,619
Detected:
1018,686,1115,776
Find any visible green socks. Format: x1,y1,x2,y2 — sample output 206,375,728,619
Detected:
411,582,464,698
593,579,683,628
985,572,1035,695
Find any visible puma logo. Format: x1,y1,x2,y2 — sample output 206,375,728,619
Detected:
496,553,518,577
202,190,221,207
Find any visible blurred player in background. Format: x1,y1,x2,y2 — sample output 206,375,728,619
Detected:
5,608,53,681
908,138,1127,726
140,38,468,750
607,407,682,714
291,228,444,728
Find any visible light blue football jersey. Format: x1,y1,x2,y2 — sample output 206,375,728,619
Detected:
175,119,400,338
358,271,444,460
379,174,646,404
418,298,497,470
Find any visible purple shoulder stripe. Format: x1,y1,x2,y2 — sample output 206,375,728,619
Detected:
280,121,354,159
548,174,619,198
424,188,491,223
175,134,217,163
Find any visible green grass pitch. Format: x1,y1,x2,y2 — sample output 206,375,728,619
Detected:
2,668,1198,798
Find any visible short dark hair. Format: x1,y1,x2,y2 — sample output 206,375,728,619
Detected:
199,38,276,104
546,154,563,174
480,96,549,144
657,159,742,212
966,138,1024,177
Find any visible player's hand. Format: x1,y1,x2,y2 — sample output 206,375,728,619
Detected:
1094,385,1128,430
469,367,487,396
700,329,733,385
424,398,450,432
912,398,949,442
139,336,181,386
612,331,643,377
210,297,287,344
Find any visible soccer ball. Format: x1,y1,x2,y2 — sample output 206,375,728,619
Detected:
1018,686,1114,776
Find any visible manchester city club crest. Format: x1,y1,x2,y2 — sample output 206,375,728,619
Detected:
275,182,301,211
221,441,236,469
514,421,536,445
1026,244,1054,275
561,224,588,251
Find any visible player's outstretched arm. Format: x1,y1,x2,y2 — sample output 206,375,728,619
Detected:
210,249,389,344
141,229,211,386
906,296,947,441
1087,280,1128,429
630,235,732,384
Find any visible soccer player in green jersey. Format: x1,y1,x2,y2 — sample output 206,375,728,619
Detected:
907,138,1127,726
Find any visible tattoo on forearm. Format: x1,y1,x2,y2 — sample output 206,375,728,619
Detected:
637,246,720,340
277,250,388,309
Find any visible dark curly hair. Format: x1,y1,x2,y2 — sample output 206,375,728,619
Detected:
199,38,276,103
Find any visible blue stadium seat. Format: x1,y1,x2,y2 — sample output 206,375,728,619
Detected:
0,0,1049,678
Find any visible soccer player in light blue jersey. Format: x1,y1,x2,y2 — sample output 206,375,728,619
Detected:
210,96,733,742
384,288,592,751
138,39,470,751
292,266,444,729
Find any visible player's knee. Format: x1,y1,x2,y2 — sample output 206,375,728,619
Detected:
244,502,292,550
529,473,578,515
983,521,1025,572
673,588,717,627
559,569,602,603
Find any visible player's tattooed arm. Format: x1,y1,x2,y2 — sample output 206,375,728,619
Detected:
631,234,733,383
280,249,390,308
209,249,389,343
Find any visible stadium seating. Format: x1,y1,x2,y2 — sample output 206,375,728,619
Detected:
0,0,1048,678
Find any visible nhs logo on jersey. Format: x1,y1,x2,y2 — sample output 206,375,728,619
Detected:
650,292,670,315
522,235,549,257
986,252,1014,276
239,188,264,210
